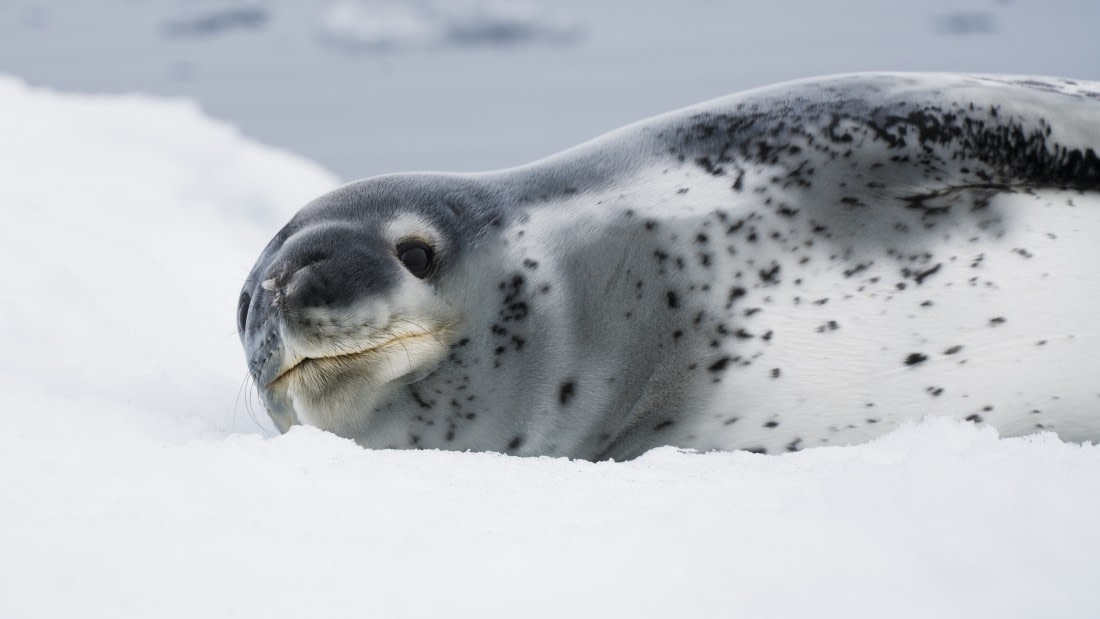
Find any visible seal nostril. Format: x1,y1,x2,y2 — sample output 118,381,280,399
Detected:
238,291,252,333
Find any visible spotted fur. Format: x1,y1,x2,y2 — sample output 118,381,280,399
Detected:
239,73,1100,460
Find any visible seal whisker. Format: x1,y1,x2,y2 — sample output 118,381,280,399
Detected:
392,317,449,351
233,371,266,432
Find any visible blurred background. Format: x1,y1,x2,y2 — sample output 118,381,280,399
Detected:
1,0,1097,181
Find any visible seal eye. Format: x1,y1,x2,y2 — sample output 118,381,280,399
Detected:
397,240,434,278
237,291,251,333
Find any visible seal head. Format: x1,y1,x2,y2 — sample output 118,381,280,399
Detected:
239,175,497,435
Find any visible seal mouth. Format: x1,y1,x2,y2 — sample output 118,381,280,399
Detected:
268,331,437,388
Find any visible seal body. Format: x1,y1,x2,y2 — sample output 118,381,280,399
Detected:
239,73,1100,460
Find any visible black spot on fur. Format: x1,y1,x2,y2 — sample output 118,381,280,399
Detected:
695,156,724,176
726,286,746,309
559,381,575,406
912,263,942,285
758,263,781,285
410,389,432,409
667,291,680,309
732,170,744,191
844,263,870,278
708,357,732,372
905,353,929,366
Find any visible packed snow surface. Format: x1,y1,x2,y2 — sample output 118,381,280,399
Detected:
1,76,1099,618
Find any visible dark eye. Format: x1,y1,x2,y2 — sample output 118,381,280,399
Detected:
237,291,251,333
397,240,434,278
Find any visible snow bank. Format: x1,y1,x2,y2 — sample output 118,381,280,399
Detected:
1,78,1099,619
0,75,339,438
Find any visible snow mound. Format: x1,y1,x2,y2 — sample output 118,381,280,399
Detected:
1,78,1098,618
318,0,581,51
0,75,339,439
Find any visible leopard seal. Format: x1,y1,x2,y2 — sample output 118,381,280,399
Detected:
238,73,1100,460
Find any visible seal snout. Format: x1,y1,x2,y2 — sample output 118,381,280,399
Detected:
268,227,400,314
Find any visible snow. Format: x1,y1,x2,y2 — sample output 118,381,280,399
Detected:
7,411,1100,618
1,75,1099,618
0,76,336,438
3,1,1100,615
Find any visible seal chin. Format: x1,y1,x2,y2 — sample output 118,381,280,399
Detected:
273,328,455,434
273,330,445,391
